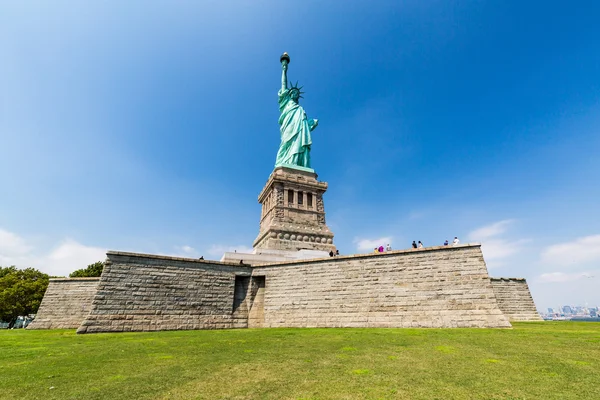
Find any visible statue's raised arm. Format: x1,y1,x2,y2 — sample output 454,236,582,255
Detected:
280,53,289,92
274,53,318,171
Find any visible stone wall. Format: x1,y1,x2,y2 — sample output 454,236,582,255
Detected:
73,245,516,333
252,244,511,328
490,278,542,321
27,278,100,329
77,252,252,334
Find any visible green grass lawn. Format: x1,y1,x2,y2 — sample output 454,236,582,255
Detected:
1,322,599,399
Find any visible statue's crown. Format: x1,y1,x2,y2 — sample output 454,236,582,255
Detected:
289,81,304,98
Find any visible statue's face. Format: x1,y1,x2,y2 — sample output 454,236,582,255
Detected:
290,89,300,101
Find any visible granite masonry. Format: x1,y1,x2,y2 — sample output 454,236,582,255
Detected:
77,252,252,334
27,278,100,329
251,244,511,328
222,167,335,264
70,244,518,333
490,277,542,321
252,166,335,253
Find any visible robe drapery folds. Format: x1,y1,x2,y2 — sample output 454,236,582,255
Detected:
275,88,317,169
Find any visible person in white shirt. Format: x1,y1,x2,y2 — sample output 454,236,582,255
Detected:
418,241,423,249
385,244,392,252
452,237,460,246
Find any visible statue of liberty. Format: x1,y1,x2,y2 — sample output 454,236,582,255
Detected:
275,53,318,170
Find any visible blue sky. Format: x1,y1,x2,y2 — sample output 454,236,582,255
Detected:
1,1,599,311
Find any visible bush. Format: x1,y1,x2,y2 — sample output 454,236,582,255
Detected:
69,261,104,278
0,266,49,327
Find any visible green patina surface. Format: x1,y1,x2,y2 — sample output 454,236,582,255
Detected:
1,322,599,399
275,53,318,170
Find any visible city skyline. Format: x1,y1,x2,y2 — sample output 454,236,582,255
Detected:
542,304,599,319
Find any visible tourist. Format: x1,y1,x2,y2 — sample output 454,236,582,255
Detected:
374,247,379,253
386,243,392,252
335,250,340,256
199,256,204,260
412,241,417,249
444,240,448,246
453,237,460,246
329,250,334,257
418,241,423,249
378,245,384,253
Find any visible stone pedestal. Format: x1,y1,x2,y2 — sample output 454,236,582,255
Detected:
253,166,335,252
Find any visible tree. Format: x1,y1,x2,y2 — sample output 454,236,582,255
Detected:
0,266,49,327
69,261,104,278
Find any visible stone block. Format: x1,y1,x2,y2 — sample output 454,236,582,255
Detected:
27,278,100,330
252,245,511,329
490,278,542,321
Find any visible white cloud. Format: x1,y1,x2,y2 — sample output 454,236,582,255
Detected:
538,271,597,283
480,238,531,261
207,244,254,257
168,245,199,258
353,237,392,252
540,234,600,267
468,220,527,269
468,219,515,241
44,240,106,276
0,228,32,256
0,227,106,277
179,245,195,254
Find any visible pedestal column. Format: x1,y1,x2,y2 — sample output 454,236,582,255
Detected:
253,166,335,252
